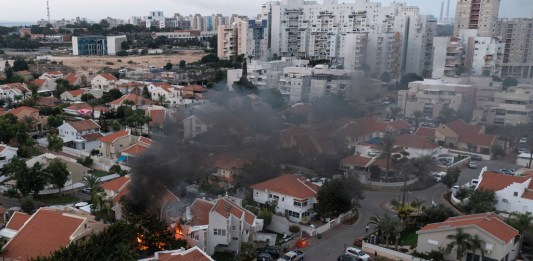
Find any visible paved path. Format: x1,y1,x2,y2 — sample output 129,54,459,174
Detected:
303,159,518,261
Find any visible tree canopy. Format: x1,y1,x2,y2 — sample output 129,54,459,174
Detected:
315,176,365,219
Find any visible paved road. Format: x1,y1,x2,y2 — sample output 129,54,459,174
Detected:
303,159,518,261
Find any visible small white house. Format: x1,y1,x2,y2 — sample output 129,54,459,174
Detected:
250,174,319,222
58,120,102,151
0,145,18,169
477,168,533,214
91,73,117,91
394,134,440,158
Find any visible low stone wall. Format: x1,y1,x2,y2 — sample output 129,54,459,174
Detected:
362,242,427,261
360,176,419,190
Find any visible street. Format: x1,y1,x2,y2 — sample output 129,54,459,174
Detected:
303,158,518,261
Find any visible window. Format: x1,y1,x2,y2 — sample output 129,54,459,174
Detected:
514,192,518,197
285,210,300,218
232,226,236,230
214,229,226,236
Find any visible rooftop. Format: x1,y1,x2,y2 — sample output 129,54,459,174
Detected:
250,174,320,200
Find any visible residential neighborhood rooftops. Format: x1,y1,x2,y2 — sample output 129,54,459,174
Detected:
151,246,214,261
101,176,130,192
395,134,438,149
5,212,31,231
108,93,153,106
418,213,518,243
98,73,117,81
65,89,87,97
98,130,130,144
2,208,87,260
121,143,150,156
250,174,320,200
441,120,496,147
68,119,100,132
188,198,215,226
414,127,436,137
478,171,533,191
8,106,39,116
212,197,255,226
340,154,374,168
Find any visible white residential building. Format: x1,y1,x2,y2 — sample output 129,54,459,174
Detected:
0,144,18,170
179,196,262,256
477,168,533,214
91,73,118,91
250,174,319,223
227,58,308,90
58,120,103,151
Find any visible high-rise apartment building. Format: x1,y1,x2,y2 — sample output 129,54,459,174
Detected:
497,18,533,80
454,0,501,37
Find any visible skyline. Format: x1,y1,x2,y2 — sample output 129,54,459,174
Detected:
0,0,531,23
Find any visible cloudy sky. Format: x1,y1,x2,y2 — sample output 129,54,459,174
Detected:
0,0,531,22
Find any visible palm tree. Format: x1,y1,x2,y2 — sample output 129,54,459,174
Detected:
378,133,395,180
88,99,99,119
157,94,166,106
92,191,112,224
469,234,486,261
507,211,533,253
82,175,102,192
445,228,472,261
368,214,398,247
22,115,36,130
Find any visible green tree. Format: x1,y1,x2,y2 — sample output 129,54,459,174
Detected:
112,120,121,131
20,196,36,214
413,111,423,130
502,77,518,90
46,158,70,196
367,214,399,247
436,107,458,124
12,58,29,72
424,204,456,223
82,175,102,192
465,189,497,214
389,106,402,120
412,154,438,179
47,115,63,129
379,133,395,179
238,158,281,187
380,72,391,83
46,133,63,153
445,228,472,261
442,167,461,188
258,207,273,225
507,211,533,234
142,86,150,99
164,62,173,71
109,164,125,176
237,242,256,261
76,156,94,167
469,234,486,261
80,93,96,102
315,176,364,219
179,60,186,68
120,41,130,50
4,61,13,81
491,144,505,159
4,158,47,197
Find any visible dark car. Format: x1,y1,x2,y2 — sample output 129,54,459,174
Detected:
353,236,367,247
338,254,358,261
257,252,273,261
470,155,483,161
256,246,280,258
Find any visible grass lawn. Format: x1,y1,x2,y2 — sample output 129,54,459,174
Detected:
89,170,110,178
31,150,43,157
398,227,418,246
36,194,80,205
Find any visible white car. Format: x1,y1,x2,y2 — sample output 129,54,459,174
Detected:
433,172,446,182
470,179,479,189
345,247,370,261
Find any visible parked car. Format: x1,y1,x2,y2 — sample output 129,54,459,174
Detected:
81,187,91,194
345,247,370,261
470,179,479,189
450,185,460,193
338,254,358,261
257,252,273,261
282,250,304,261
518,148,529,154
433,172,446,182
470,155,483,161
499,169,517,175
468,161,477,169
256,246,280,258
520,137,528,144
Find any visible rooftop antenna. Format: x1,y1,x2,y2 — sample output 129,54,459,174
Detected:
47,0,51,24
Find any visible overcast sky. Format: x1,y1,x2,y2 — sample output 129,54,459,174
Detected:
0,0,531,22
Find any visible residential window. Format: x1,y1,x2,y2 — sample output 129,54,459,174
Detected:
214,229,226,236
294,200,308,207
514,192,518,197
285,210,300,218
232,237,239,241
232,226,236,230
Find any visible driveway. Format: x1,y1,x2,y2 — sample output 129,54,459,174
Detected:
302,159,519,261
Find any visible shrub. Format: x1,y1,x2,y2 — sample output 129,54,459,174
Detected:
105,62,114,65
289,225,301,234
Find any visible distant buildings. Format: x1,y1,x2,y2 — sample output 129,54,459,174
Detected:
497,18,533,80
72,35,127,56
454,0,500,37
398,79,475,119
473,84,533,125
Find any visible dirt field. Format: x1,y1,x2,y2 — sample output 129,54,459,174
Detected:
47,50,206,71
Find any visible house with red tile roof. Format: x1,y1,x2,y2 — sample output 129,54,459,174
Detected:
180,84,207,100
107,93,153,109
394,134,439,158
0,144,18,169
435,119,497,156
416,213,520,261
14,70,33,81
60,89,87,101
1,207,106,260
6,106,46,131
63,102,109,119
63,73,82,86
340,154,375,172
0,83,31,101
476,168,533,214
91,73,118,91
251,174,319,223
39,71,64,80
335,117,411,150
0,212,30,240
205,154,250,188
98,129,132,160
205,196,260,255
30,78,58,92
58,120,102,151
414,127,436,138
147,82,183,105
100,176,179,221
143,246,214,261
119,136,154,163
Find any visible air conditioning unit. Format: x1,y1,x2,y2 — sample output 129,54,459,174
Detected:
503,198,508,202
